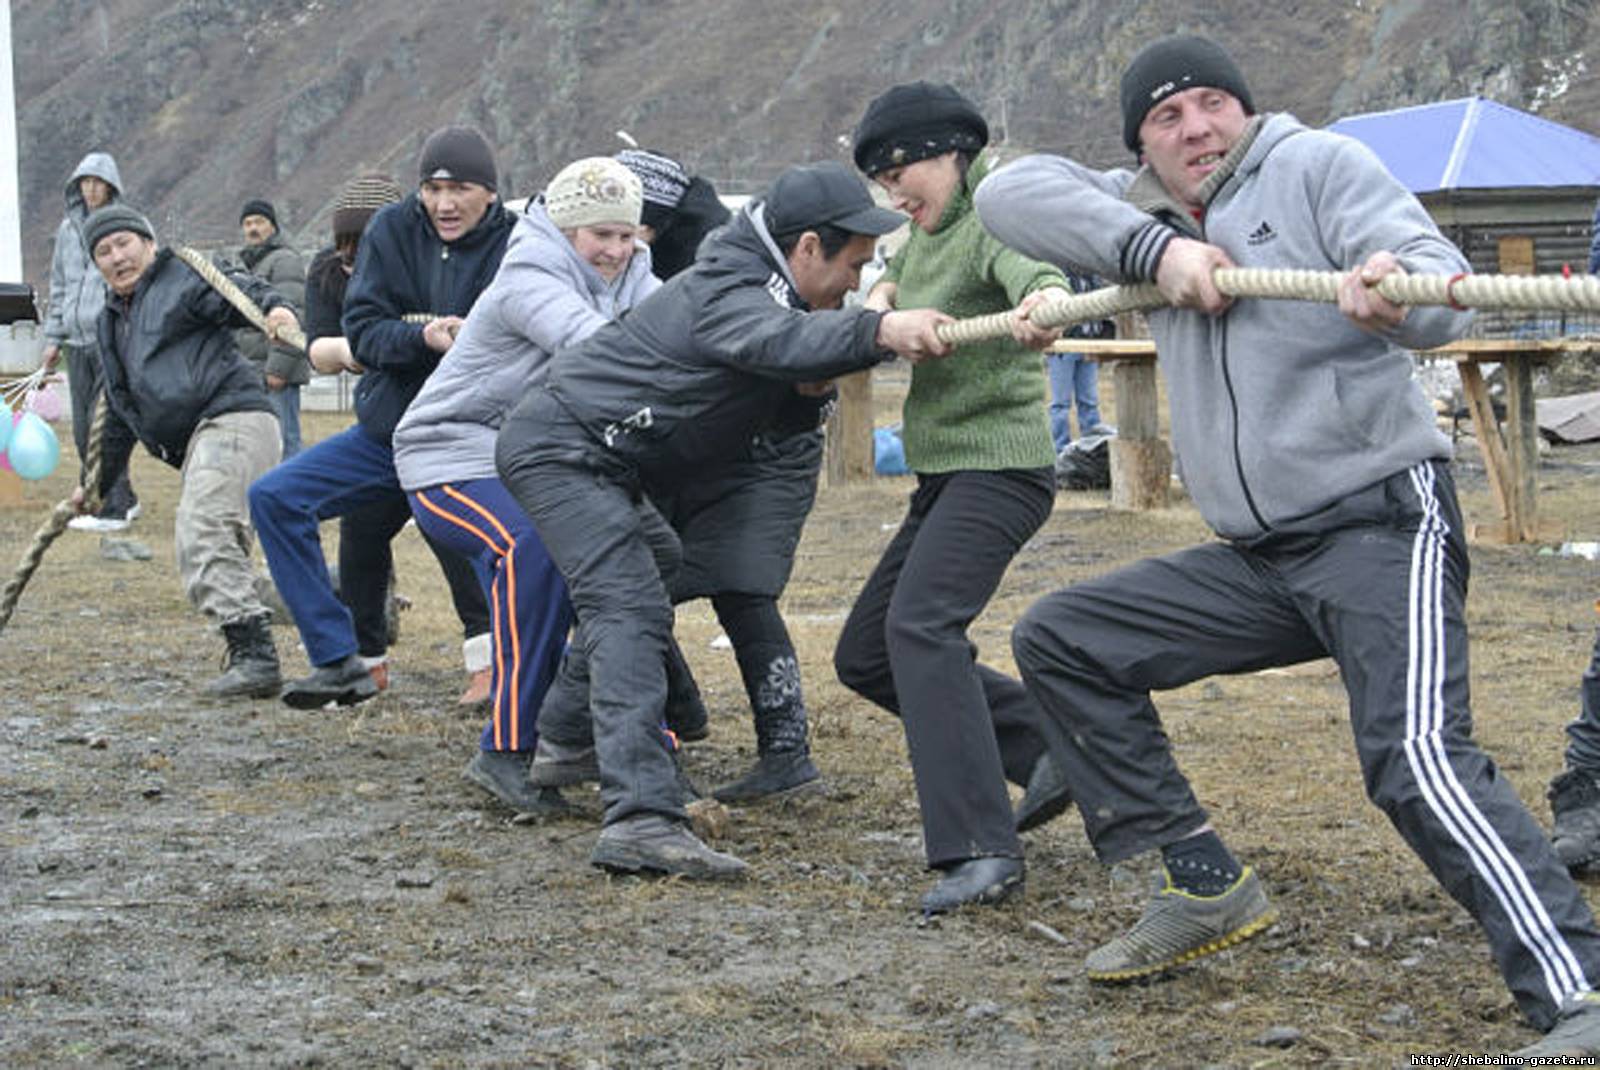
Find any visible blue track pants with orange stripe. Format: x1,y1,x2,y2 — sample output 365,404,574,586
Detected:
409,478,573,754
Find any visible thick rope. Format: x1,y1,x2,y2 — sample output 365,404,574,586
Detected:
0,392,108,636
935,270,1600,347
171,246,308,351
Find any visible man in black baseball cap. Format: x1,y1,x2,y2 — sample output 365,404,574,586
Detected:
493,161,947,881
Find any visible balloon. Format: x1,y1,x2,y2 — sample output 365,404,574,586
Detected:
7,410,60,480
0,395,11,454
26,383,64,423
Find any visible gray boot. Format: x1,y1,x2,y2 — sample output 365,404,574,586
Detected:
590,814,748,880
206,614,282,699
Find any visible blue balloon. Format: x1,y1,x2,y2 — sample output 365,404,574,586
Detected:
8,410,60,480
0,396,11,453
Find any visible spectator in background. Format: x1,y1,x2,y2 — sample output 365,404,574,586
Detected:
1588,195,1600,274
1044,271,1113,454
232,199,308,458
41,151,140,532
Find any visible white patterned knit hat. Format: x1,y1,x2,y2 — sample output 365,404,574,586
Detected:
544,157,643,230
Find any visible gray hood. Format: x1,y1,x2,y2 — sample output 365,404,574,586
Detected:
65,152,123,216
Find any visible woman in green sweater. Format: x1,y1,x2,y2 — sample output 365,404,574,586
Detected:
835,82,1070,915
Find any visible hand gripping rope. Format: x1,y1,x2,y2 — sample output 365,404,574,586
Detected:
0,248,303,636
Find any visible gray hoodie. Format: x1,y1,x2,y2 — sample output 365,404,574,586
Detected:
43,152,123,347
393,202,661,491
975,113,1470,539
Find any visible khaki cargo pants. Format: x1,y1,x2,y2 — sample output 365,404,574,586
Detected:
174,410,281,627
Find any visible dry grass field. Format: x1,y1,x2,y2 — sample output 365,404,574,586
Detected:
6,400,1600,1067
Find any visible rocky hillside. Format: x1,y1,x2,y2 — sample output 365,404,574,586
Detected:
14,0,1600,284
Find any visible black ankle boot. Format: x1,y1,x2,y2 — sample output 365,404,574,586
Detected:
206,613,282,699
921,856,1025,916
712,750,821,803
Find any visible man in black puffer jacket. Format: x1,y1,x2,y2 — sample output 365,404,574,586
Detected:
82,204,299,700
496,161,952,880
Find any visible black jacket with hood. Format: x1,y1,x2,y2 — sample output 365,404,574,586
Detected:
537,201,889,490
94,248,283,490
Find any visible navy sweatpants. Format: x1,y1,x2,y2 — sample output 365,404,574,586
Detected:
410,478,573,754
1011,461,1600,1029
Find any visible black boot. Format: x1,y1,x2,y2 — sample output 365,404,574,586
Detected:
206,613,282,700
712,645,821,802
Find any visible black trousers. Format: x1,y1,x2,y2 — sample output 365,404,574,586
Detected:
337,491,490,660
1012,461,1600,1030
834,467,1055,868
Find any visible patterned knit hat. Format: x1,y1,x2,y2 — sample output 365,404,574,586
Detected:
616,148,690,230
545,157,643,230
332,173,404,242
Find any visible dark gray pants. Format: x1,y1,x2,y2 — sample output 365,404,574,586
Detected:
498,395,683,827
1012,461,1600,1030
834,467,1055,868
1562,628,1600,773
65,343,136,516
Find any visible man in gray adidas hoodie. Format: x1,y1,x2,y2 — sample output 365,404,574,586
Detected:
975,34,1600,1054
41,152,139,530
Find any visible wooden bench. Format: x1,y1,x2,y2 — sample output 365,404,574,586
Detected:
1050,337,1592,542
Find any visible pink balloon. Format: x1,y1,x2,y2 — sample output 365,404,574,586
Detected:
26,383,64,423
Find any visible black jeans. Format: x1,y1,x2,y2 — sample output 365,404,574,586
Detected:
834,467,1055,868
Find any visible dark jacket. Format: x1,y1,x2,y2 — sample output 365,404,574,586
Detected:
95,248,282,488
234,236,309,385
303,247,348,343
341,193,515,444
539,202,889,489
649,176,731,280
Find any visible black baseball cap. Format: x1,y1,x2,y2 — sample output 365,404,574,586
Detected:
763,162,904,237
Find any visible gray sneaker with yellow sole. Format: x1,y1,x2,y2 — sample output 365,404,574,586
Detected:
1087,866,1276,982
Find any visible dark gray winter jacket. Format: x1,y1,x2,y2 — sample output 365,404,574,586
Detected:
539,202,890,488
95,249,283,489
234,236,309,385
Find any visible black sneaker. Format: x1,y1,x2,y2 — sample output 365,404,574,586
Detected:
281,654,379,709
590,814,748,880
712,751,822,804
463,751,574,815
1550,769,1600,871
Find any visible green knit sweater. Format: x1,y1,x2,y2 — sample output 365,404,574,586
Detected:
883,153,1064,474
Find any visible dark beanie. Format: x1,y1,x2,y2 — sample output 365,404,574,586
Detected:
240,198,278,228
852,82,988,176
1120,34,1255,153
332,173,404,242
83,203,155,254
418,126,497,192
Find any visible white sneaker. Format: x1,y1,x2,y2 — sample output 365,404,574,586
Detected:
125,501,142,522
67,514,130,533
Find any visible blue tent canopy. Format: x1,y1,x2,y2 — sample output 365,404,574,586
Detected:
1325,97,1600,194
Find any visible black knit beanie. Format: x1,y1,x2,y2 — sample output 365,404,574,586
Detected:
418,126,498,192
852,82,988,176
83,203,155,255
239,198,278,228
1121,34,1255,153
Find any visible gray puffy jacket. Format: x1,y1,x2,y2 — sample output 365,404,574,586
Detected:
43,152,123,348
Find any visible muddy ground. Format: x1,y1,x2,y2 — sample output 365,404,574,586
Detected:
7,405,1600,1069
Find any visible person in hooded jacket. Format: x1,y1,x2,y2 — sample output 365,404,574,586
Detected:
394,156,658,815
79,204,298,698
249,126,510,711
495,161,952,880
41,151,139,531
976,34,1600,1056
